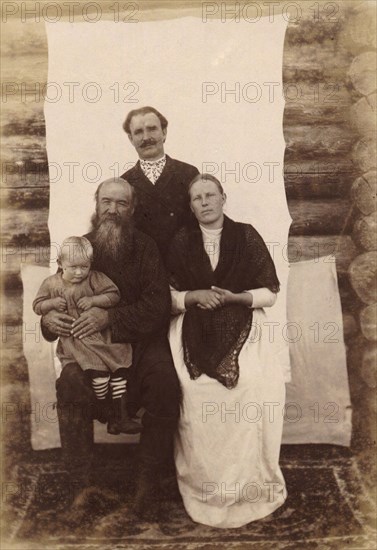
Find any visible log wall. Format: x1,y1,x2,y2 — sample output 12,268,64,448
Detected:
1,1,376,470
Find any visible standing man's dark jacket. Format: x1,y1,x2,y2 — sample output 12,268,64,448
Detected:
122,155,199,258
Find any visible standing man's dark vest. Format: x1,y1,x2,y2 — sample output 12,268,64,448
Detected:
122,155,199,258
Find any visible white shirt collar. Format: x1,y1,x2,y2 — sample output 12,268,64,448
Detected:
140,154,166,166
199,224,223,237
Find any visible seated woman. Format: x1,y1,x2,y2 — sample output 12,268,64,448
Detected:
167,174,286,529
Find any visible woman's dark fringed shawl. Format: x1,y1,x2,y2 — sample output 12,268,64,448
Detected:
167,216,280,389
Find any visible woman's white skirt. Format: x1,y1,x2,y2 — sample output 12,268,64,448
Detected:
169,308,287,529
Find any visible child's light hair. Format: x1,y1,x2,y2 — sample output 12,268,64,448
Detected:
58,236,93,265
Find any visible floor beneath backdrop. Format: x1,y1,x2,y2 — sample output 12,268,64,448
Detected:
3,445,376,550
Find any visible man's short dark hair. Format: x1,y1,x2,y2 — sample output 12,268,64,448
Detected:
123,106,168,135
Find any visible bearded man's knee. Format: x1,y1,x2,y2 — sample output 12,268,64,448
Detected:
56,363,93,405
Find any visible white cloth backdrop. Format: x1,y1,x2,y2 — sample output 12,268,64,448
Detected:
282,259,352,446
44,16,291,389
22,15,354,450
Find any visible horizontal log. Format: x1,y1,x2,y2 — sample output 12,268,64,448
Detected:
1,346,27,370
360,304,377,342
285,170,355,200
1,139,47,166
1,353,29,387
2,115,46,138
285,36,350,64
1,172,49,189
283,102,351,127
289,199,354,235
1,248,50,279
284,124,356,157
1,57,47,87
2,272,23,294
351,171,377,216
349,251,377,304
352,212,377,251
1,100,44,127
0,208,49,246
2,292,22,327
283,79,351,105
2,16,46,53
1,187,49,209
287,235,358,273
284,157,356,174
283,59,351,83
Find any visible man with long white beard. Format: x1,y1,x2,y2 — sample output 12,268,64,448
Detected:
42,178,180,519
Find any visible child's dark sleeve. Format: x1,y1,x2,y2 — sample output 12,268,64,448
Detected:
90,271,121,307
33,277,53,316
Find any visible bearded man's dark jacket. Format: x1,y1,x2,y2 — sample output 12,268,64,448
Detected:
121,155,199,258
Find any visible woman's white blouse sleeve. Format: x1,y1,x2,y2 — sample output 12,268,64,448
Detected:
170,286,188,314
245,288,277,308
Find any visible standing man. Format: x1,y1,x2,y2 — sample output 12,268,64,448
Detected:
42,178,180,520
122,106,199,258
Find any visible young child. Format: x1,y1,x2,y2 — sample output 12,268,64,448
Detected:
33,236,141,435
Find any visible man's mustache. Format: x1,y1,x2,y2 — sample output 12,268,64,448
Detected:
97,211,132,228
101,213,121,222
140,139,156,148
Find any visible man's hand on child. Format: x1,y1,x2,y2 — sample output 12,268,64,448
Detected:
42,310,75,337
71,307,109,339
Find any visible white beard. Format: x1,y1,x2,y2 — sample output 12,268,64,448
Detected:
91,212,133,263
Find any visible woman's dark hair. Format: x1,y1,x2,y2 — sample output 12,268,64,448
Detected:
123,106,168,135
188,173,225,197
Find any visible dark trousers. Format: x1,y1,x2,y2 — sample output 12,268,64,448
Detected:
56,337,180,475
